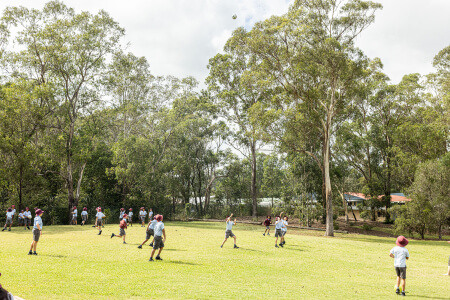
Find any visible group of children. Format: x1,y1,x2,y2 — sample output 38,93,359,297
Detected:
3,206,34,231
261,212,289,248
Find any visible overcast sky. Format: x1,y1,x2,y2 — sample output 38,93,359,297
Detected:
2,0,449,84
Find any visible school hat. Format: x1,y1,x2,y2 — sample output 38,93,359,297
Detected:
156,214,163,222
21,210,24,213
123,214,128,218
121,208,125,211
12,205,15,208
140,207,144,210
35,209,44,215
73,206,77,209
396,236,409,247
83,207,87,211
129,208,132,211
25,207,29,210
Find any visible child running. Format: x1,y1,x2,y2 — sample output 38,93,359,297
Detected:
139,207,146,227
389,236,410,296
263,215,271,236
138,216,157,249
128,208,133,226
149,214,166,261
274,215,286,248
2,208,14,231
81,207,88,226
95,207,105,235
24,207,31,230
28,209,44,255
111,214,128,244
220,214,239,249
72,206,78,225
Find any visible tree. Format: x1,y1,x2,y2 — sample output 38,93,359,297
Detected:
245,0,382,235
1,1,125,216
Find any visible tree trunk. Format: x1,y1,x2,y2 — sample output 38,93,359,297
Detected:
384,153,391,222
323,118,334,237
75,162,87,206
251,141,257,217
67,124,75,220
18,165,23,211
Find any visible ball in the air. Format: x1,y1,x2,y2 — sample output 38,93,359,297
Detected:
232,14,237,20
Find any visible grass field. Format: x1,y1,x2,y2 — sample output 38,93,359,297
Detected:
0,221,449,299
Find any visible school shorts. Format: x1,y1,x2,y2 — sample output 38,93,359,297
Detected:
97,219,103,226
18,218,24,225
25,218,31,225
146,229,154,240
5,218,12,225
82,215,87,222
275,229,283,237
119,228,126,236
395,267,406,279
33,228,41,242
140,216,145,222
266,226,270,229
225,230,235,238
153,236,164,249
282,231,287,237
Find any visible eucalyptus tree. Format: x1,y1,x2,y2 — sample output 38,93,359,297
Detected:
245,0,382,235
1,1,124,214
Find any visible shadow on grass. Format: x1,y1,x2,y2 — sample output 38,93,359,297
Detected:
167,260,199,266
163,248,187,252
238,247,264,253
40,254,67,258
412,295,449,299
342,235,448,246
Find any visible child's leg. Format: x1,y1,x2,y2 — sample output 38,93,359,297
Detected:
221,238,228,247
30,241,35,252
157,247,163,256
140,239,149,246
33,241,38,252
401,279,405,292
122,235,126,242
396,276,401,289
233,236,237,245
150,248,156,258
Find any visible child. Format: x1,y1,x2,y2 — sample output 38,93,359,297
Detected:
149,214,166,261
72,206,78,225
280,215,288,246
128,208,133,226
24,207,31,230
274,215,286,248
81,207,88,226
11,205,16,224
0,273,16,300
119,208,125,222
92,207,99,227
111,214,128,244
263,215,271,236
148,208,153,221
95,207,105,235
28,209,44,255
2,208,14,231
220,214,239,249
138,216,157,249
139,207,146,227
18,210,25,228
389,236,410,296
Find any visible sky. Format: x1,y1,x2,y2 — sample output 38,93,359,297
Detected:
1,0,449,85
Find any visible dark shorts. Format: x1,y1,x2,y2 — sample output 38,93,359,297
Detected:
225,230,235,238
25,218,31,225
282,231,287,237
119,228,126,236
6,218,12,225
146,229,154,240
97,219,103,226
153,236,164,249
82,215,87,221
72,216,77,220
275,229,283,237
395,267,406,279
266,226,270,229
140,216,145,222
19,218,24,225
33,228,41,242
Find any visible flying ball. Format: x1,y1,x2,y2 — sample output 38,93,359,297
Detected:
232,14,237,20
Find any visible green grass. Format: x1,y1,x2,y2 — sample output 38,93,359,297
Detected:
0,222,449,299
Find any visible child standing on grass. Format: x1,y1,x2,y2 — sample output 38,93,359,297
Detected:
2,208,14,231
263,216,271,236
72,206,78,225
111,214,128,244
11,205,16,225
148,208,153,221
221,214,239,249
140,207,146,227
24,207,31,230
274,214,286,248
128,208,133,226
18,210,25,228
149,214,166,261
28,209,44,255
280,215,288,246
138,217,157,249
119,208,125,222
95,207,105,235
390,236,409,296
81,207,88,226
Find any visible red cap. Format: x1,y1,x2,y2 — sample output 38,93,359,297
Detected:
83,207,87,211
129,208,133,211
123,214,128,218
121,208,124,211
12,205,15,208
156,214,163,222
73,206,77,209
35,209,44,215
140,207,144,210
396,236,409,247
98,208,102,212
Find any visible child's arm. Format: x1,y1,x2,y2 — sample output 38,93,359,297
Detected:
162,228,166,242
234,218,237,225
389,253,394,258
280,211,284,218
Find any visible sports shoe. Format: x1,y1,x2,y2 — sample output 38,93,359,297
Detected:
220,245,223,248
234,245,239,249
263,233,265,236
27,226,30,230
8,228,11,231
149,257,154,261
123,241,127,244
28,251,33,255
149,243,153,247
155,256,162,260
275,245,279,248
33,252,37,255
279,243,283,247
24,227,27,230
396,288,400,294
267,233,270,236
2,228,5,232
111,233,115,238
401,291,405,296
98,230,102,235
138,245,142,249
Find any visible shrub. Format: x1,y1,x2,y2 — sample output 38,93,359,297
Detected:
362,223,373,231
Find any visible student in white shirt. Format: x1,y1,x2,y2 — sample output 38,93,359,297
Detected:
274,214,286,248
138,217,157,249
128,208,133,226
18,210,25,227
28,209,44,255
220,213,239,249
95,208,106,235
389,236,410,296
139,207,147,227
2,208,14,231
148,208,153,220
24,207,32,230
280,214,289,246
81,207,88,226
149,215,166,261
119,208,125,222
71,206,78,225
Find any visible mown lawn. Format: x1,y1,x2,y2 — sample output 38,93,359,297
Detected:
0,221,448,299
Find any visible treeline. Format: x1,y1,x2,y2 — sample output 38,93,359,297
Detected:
0,1,448,237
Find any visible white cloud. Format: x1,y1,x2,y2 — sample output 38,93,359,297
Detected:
1,0,449,85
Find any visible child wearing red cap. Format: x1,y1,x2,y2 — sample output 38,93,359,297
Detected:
95,208,105,235
2,208,14,231
81,207,88,226
111,214,128,244
149,214,166,261
138,216,157,249
128,208,133,226
263,215,271,236
119,208,125,222
28,209,44,255
390,236,410,296
71,206,78,225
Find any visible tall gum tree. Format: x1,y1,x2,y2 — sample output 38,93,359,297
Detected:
1,1,124,215
244,0,382,235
